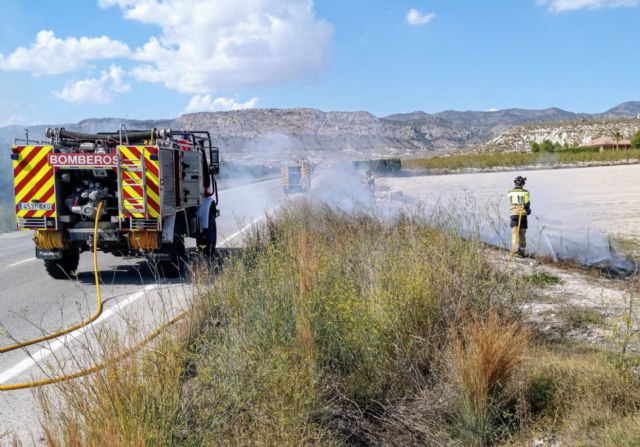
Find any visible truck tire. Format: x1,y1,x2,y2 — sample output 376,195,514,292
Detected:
196,207,217,257
44,249,80,280
158,234,186,278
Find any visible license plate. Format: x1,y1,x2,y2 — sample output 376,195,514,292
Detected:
36,249,63,260
18,202,53,211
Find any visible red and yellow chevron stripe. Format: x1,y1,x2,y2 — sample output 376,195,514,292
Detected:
117,145,160,222
12,145,56,226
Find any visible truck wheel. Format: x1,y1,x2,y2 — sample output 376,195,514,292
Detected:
158,234,186,278
44,249,80,280
196,208,217,257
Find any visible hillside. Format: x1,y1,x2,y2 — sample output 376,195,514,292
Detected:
175,109,431,163
485,118,640,152
2,101,640,171
175,103,640,161
0,101,640,158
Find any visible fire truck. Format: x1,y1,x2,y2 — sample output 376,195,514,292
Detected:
10,127,219,278
281,159,313,194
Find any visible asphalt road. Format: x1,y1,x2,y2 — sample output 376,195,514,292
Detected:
0,178,284,443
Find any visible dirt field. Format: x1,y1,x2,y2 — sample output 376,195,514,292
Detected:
379,164,640,268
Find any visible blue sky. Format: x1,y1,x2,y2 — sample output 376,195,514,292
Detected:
0,0,638,125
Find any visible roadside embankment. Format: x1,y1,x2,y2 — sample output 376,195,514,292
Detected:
34,202,640,447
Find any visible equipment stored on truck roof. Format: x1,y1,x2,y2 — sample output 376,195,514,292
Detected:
281,159,313,194
11,127,220,278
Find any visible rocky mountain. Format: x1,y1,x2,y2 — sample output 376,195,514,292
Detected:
173,103,640,161
2,101,640,167
599,101,640,119
174,109,433,163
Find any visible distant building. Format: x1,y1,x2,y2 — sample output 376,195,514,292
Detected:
580,136,632,150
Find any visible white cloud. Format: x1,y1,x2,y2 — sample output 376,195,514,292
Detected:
100,0,334,93
185,95,259,113
0,30,130,75
537,0,638,12
406,8,436,25
53,65,131,104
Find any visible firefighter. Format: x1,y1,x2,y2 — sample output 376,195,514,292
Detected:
366,170,375,192
507,176,531,257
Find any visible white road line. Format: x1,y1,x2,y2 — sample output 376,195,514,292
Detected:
0,214,267,385
0,284,159,384
7,258,36,268
220,178,278,193
218,215,267,247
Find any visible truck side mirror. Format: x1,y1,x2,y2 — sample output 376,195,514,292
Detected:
209,147,220,176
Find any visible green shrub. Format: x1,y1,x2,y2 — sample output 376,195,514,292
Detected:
631,130,640,149
523,272,562,286
403,148,640,171
540,139,556,153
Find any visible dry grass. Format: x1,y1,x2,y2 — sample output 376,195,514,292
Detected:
33,201,640,446
35,329,192,446
512,346,640,446
557,305,604,331
30,262,214,447
449,313,530,446
171,203,531,445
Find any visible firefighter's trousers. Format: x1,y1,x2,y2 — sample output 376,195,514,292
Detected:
511,228,526,254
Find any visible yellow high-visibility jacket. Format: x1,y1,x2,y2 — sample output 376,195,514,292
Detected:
507,187,530,216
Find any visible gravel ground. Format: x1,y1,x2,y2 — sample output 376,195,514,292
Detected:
378,165,640,350
378,164,640,268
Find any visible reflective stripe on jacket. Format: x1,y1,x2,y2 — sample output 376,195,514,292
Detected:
507,188,530,216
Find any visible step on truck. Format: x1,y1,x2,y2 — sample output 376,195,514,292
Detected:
10,127,220,279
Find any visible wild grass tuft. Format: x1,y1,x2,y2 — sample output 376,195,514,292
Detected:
37,334,187,447
522,272,562,287
449,312,530,446
521,347,640,445
557,305,604,331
